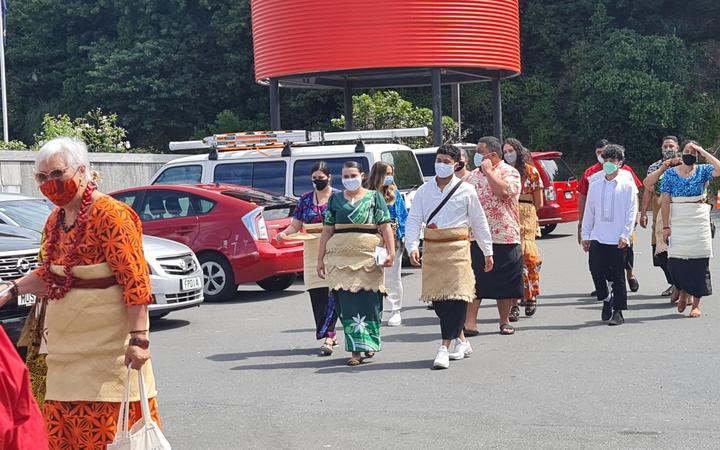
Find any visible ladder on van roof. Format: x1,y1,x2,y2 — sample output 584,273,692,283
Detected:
168,127,429,159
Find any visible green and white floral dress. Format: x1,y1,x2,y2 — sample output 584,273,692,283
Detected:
323,190,390,352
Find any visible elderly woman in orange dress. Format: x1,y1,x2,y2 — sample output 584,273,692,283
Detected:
503,138,543,318
0,137,161,450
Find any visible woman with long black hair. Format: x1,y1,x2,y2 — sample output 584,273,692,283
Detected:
277,161,340,355
503,138,543,318
366,161,408,326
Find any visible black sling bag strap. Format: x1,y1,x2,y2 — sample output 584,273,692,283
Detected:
426,180,463,226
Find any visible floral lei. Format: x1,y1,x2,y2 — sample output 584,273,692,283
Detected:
41,181,97,300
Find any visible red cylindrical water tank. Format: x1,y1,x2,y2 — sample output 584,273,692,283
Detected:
251,0,520,85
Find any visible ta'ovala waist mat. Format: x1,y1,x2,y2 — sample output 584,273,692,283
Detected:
302,223,328,290
420,227,474,303
668,201,712,259
325,224,385,293
44,262,157,402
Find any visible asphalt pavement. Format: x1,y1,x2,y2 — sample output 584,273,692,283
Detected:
150,221,720,449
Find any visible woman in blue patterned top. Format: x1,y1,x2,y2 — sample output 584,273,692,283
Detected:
367,161,408,326
277,161,340,355
649,140,720,318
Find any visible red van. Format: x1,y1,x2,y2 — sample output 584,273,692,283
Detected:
530,151,579,235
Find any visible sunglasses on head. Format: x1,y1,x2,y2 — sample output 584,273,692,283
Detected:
34,167,76,184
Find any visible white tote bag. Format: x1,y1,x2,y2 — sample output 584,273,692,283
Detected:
107,366,171,450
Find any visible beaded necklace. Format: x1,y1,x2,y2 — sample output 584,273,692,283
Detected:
41,181,97,300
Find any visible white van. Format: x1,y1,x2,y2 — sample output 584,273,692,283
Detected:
413,143,477,182
150,129,426,204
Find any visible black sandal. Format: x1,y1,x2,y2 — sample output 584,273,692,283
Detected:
364,351,375,359
509,306,520,322
463,327,480,337
500,323,515,335
525,300,537,317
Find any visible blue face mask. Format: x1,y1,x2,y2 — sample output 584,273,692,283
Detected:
383,175,394,186
473,153,484,167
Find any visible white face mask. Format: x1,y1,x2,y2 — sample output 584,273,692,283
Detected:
504,152,517,164
342,177,362,192
597,153,604,164
434,162,455,179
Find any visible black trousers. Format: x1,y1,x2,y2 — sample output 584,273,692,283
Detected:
433,300,467,340
625,244,634,271
308,288,338,339
651,245,673,285
589,241,628,310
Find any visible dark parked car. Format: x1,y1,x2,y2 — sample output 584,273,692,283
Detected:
0,224,41,349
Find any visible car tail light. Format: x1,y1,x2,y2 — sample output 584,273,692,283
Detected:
242,207,269,240
544,187,557,201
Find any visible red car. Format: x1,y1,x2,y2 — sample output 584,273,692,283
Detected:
530,151,579,235
111,184,303,301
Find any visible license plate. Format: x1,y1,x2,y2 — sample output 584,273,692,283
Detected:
18,294,36,307
181,277,202,291
564,191,573,199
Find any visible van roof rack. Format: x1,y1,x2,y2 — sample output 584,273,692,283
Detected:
168,127,428,159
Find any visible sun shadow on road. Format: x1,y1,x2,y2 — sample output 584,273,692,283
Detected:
229,358,346,371
207,347,319,362
315,359,430,373
150,318,191,332
225,358,430,372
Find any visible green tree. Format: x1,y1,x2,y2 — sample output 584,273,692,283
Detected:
331,91,462,148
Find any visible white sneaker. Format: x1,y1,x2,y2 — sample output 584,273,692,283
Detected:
449,339,473,360
433,346,450,369
387,311,402,327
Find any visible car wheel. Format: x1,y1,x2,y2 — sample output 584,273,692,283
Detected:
198,253,236,301
256,273,297,291
541,224,557,236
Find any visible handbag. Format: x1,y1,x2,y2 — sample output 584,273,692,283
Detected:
107,366,171,450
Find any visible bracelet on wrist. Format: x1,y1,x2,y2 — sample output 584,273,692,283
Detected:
663,226,671,230
128,337,150,349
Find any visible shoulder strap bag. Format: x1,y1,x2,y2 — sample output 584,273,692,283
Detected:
426,180,463,226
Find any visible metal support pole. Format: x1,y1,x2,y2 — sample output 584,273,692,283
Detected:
269,78,281,130
431,69,442,146
450,83,461,138
0,16,9,142
491,77,503,143
343,81,353,131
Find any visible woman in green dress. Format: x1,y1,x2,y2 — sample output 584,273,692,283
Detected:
317,161,396,366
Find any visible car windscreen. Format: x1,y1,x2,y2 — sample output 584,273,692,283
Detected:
0,199,54,232
537,158,576,182
222,189,295,220
414,153,436,178
381,151,424,190
292,157,369,197
214,161,287,195
153,165,202,185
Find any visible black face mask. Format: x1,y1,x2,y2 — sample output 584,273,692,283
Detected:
682,154,697,166
313,179,329,190
454,161,465,172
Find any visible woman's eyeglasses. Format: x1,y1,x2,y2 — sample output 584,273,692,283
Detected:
34,167,72,183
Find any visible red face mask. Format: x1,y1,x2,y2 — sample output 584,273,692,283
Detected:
40,177,80,206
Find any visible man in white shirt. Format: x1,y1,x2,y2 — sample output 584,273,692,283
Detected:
406,145,494,369
581,144,639,326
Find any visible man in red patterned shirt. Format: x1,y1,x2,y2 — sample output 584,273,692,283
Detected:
577,139,643,295
464,136,523,335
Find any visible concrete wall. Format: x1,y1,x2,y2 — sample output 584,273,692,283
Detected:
0,151,178,196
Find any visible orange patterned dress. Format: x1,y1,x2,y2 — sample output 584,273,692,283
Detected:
32,195,161,450
519,164,543,300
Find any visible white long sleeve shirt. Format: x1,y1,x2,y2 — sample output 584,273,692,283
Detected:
405,176,493,256
581,172,638,245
